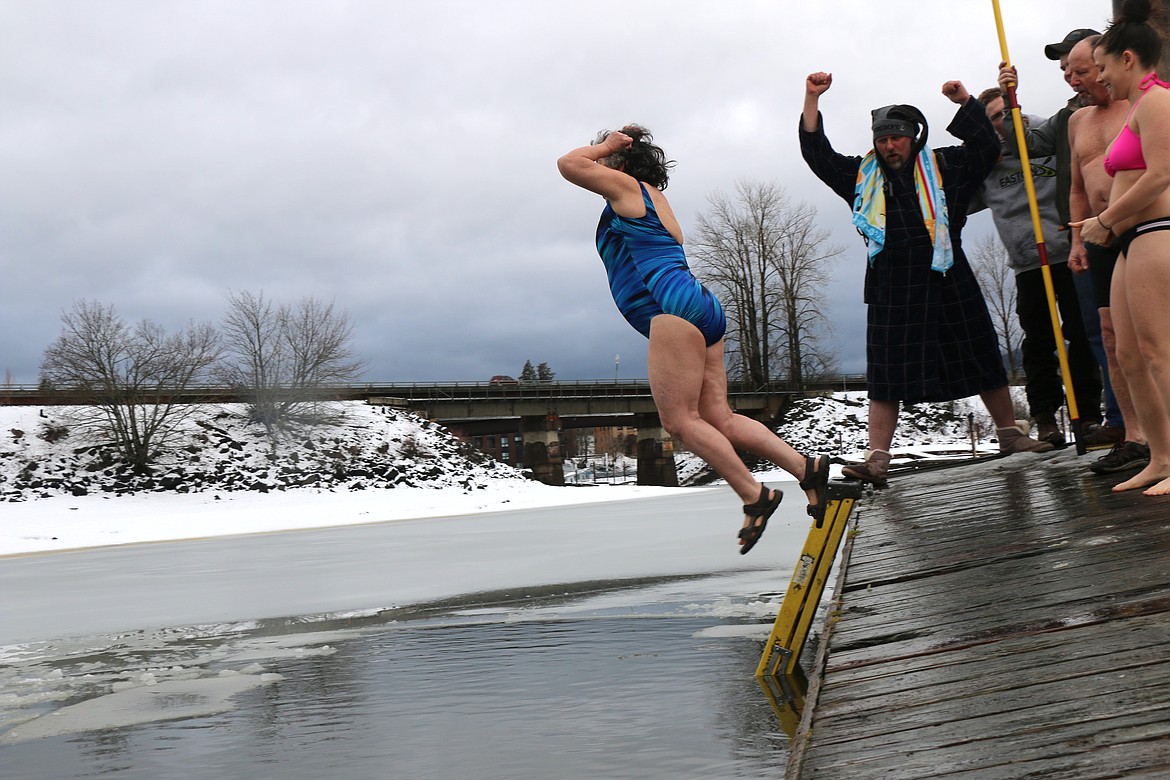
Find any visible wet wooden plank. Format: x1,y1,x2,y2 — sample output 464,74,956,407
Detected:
790,449,1170,778
815,617,1170,720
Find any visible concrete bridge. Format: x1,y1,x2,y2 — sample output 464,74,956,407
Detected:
364,380,816,487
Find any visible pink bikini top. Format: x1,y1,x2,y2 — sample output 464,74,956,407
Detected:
1103,124,1144,176
1104,73,1170,177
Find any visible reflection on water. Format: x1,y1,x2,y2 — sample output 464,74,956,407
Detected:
756,668,809,740
2,575,795,779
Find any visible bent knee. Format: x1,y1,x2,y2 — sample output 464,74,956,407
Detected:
658,411,701,439
697,404,735,433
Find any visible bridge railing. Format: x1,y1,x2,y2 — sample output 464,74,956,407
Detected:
1,375,868,405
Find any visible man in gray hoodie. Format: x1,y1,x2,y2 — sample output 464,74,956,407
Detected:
970,86,1103,446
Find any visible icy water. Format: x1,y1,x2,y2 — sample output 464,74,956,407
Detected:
1,571,803,779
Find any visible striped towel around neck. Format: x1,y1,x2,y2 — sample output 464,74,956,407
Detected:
851,146,953,273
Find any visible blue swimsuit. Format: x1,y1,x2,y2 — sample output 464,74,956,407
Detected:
595,183,726,346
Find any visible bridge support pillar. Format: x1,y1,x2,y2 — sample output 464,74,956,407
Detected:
635,412,678,487
520,415,564,486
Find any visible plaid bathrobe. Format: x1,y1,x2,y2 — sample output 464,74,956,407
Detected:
800,98,1006,403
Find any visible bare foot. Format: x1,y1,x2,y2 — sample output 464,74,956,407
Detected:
1113,465,1170,492
1143,476,1170,496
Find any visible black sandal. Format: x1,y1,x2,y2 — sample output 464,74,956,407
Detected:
799,455,830,526
738,485,782,555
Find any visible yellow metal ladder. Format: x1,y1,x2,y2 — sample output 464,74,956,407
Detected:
756,481,863,681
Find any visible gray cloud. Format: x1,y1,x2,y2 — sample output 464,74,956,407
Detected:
0,0,1103,384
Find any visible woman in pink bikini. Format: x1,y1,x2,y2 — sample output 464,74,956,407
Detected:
1075,0,1170,496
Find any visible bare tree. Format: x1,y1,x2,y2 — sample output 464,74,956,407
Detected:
691,180,843,389
40,300,221,472
692,181,779,385
220,290,364,432
772,206,845,387
970,232,1023,382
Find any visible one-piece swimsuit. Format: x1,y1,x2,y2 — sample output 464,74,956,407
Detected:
595,182,726,345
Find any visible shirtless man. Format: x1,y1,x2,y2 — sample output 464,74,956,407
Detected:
1066,36,1151,475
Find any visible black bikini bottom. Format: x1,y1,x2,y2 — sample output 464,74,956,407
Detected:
1116,216,1170,256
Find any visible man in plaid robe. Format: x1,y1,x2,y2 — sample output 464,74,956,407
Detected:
799,71,1052,485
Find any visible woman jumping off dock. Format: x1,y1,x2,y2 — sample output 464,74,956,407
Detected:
558,125,830,553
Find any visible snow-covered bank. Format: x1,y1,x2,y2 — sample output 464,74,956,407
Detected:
0,401,526,500
0,391,1024,557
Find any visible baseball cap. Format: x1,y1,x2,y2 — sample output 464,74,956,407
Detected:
1044,28,1100,60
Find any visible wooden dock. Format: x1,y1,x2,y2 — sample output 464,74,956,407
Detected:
787,449,1170,778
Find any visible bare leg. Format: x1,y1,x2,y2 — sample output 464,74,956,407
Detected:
1099,307,1144,442
646,316,820,530
979,385,1018,429
693,335,820,507
1109,251,1170,493
647,316,761,503
867,400,899,451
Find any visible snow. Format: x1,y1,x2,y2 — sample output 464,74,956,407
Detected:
0,392,1022,557
0,400,681,555
0,480,689,557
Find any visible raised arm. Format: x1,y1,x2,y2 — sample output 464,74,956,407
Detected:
938,80,1000,172
557,132,642,213
941,79,972,105
798,72,861,204
997,62,1060,157
802,71,832,132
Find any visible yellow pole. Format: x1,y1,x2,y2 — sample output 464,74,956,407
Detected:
990,0,1085,454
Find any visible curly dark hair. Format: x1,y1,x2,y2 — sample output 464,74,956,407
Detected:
592,124,676,190
1098,0,1162,68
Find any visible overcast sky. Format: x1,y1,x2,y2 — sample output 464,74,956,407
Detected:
1,0,1112,385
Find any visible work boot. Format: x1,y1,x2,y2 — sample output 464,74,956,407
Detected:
841,449,891,487
1081,423,1124,450
997,425,1055,454
1034,414,1066,447
1089,441,1151,474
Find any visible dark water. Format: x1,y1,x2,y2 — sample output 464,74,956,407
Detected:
2,576,800,779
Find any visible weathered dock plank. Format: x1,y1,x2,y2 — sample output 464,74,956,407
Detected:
790,450,1170,779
